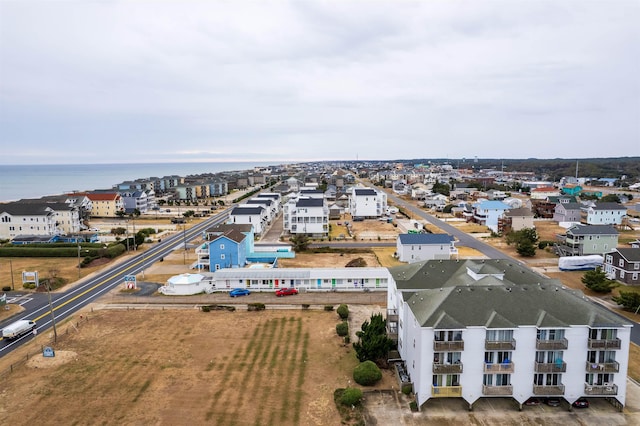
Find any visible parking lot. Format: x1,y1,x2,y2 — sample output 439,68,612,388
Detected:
365,378,640,425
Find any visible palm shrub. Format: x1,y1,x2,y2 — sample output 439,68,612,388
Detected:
353,360,382,386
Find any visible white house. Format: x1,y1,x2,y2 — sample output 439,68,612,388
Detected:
283,197,329,236
582,203,627,225
0,202,59,240
396,233,457,263
472,201,511,232
386,259,632,411
228,205,265,236
350,187,387,219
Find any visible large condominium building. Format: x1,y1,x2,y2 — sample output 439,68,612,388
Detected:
386,259,632,411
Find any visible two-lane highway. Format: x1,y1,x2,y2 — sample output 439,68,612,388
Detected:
0,210,230,357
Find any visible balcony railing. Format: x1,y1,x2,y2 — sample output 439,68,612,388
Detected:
431,385,462,398
434,340,464,351
484,362,514,373
585,361,620,373
533,384,565,396
482,385,513,396
535,361,566,373
584,383,618,395
485,339,516,350
536,338,568,350
588,338,621,349
433,363,463,374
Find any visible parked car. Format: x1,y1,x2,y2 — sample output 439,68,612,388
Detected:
572,398,589,408
524,397,541,406
545,398,561,407
229,288,250,297
275,287,298,297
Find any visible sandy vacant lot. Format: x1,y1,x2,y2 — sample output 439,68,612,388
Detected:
0,306,395,426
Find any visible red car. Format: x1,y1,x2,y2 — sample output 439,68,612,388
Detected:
275,287,298,297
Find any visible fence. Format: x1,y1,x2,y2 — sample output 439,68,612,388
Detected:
0,314,91,379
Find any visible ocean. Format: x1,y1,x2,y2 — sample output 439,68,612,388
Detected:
0,161,280,202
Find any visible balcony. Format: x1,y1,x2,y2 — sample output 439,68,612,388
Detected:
536,338,568,350
482,385,513,396
433,363,463,374
584,383,618,396
588,338,621,349
431,385,462,398
484,362,514,373
533,384,565,396
434,340,464,351
535,361,566,373
485,339,516,351
585,361,620,373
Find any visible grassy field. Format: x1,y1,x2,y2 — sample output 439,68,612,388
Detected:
0,308,394,425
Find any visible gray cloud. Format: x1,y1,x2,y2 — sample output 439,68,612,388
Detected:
1,0,638,164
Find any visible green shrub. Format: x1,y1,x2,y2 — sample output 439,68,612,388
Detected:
409,401,418,411
301,304,310,310
324,305,334,311
353,360,382,386
201,305,211,312
336,321,349,337
248,303,266,311
337,304,349,319
2,286,11,292
343,336,350,344
401,383,413,395
339,387,363,406
23,283,36,289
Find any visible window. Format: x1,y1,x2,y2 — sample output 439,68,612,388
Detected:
220,254,225,259
220,244,225,249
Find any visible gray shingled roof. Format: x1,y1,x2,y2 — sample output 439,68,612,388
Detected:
406,283,630,329
231,206,264,215
392,259,632,329
297,198,324,207
398,233,455,245
567,224,618,235
593,202,626,211
616,248,640,262
354,188,377,196
0,202,56,216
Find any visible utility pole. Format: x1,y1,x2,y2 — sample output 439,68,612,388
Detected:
10,259,15,290
43,274,58,343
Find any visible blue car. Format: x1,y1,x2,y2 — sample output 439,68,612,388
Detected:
229,288,250,297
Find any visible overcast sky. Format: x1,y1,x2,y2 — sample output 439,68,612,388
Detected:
1,1,638,165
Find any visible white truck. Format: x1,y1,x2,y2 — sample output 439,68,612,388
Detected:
2,319,37,340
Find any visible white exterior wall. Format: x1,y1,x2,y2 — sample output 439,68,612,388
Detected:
53,208,81,234
350,189,387,218
230,213,262,235
397,241,453,263
399,316,631,408
0,211,57,239
586,209,627,225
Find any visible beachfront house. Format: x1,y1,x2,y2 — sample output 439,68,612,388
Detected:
0,202,60,240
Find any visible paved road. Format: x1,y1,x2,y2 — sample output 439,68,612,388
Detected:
383,189,640,345
0,209,232,358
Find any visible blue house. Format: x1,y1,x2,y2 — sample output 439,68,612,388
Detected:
471,200,511,233
199,224,254,270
